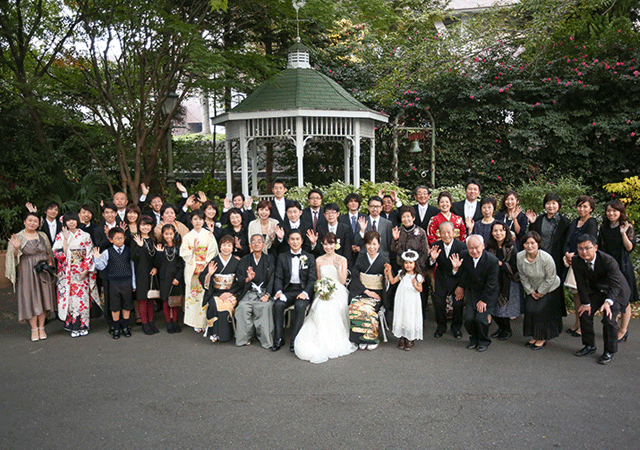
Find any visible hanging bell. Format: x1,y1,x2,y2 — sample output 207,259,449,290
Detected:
409,140,422,153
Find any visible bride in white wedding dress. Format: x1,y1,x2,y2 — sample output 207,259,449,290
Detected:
294,233,357,364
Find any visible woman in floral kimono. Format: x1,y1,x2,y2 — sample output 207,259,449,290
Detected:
349,231,390,351
53,212,98,337
180,209,219,332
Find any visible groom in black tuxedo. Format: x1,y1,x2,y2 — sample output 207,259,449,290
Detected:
272,229,317,352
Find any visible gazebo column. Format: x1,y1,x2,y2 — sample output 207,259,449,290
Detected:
343,139,351,185
353,121,361,188
239,122,249,198
370,137,376,183
225,140,233,198
249,139,258,196
296,117,304,187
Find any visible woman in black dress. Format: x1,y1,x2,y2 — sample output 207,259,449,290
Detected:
517,231,563,350
495,190,528,249
486,221,521,340
131,215,159,335
123,204,141,246
563,195,598,336
199,234,241,343
79,203,98,244
154,224,185,333
598,199,638,342
221,207,249,259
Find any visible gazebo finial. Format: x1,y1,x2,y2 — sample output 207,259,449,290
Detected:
292,0,306,41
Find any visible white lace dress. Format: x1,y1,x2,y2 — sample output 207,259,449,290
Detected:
294,265,357,364
392,273,424,341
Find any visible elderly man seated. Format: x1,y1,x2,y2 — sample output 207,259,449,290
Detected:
234,234,275,349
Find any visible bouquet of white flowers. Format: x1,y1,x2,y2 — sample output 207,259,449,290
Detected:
315,277,336,301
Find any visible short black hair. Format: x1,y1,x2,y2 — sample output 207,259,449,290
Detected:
368,196,383,205
308,188,323,199
287,229,304,241
62,212,80,226
190,208,205,221
465,178,482,191
272,179,287,189
520,230,542,247
43,201,60,212
576,234,598,247
287,201,303,211
102,202,117,213
160,203,177,217
232,192,245,201
543,193,562,210
344,193,361,206
108,227,125,239
324,203,340,213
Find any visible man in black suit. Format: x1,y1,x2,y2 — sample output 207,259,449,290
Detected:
451,234,500,352
275,201,311,254
138,183,164,225
92,202,120,333
572,234,631,364
301,188,327,232
338,193,367,262
451,178,483,225
355,196,393,259
412,185,440,232
270,179,290,227
113,192,129,225
311,203,353,268
381,193,401,226
38,201,62,245
429,222,466,339
272,230,317,352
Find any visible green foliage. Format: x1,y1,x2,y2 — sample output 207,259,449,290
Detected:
515,174,589,217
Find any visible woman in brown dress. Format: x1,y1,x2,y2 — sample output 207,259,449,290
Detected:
5,212,56,341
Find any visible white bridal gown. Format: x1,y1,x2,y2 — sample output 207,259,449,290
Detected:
294,265,357,364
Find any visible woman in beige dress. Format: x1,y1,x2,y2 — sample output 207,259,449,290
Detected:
5,212,56,341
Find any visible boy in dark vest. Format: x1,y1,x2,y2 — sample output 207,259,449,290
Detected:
94,227,136,339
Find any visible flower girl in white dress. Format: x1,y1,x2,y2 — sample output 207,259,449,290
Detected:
295,233,357,363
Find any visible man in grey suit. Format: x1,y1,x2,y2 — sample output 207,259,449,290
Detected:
355,196,393,258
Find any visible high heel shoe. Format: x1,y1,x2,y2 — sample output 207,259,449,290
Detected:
618,331,629,343
38,327,47,340
31,328,39,342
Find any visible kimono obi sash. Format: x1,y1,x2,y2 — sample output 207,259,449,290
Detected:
360,273,383,291
213,273,235,290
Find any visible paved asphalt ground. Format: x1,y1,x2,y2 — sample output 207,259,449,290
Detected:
1,287,639,449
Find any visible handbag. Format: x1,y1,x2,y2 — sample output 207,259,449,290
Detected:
564,266,577,290
147,276,161,299
168,285,185,308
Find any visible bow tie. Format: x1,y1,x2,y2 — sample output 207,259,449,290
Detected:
291,252,301,258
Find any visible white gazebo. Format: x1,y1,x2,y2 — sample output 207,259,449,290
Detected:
212,40,389,197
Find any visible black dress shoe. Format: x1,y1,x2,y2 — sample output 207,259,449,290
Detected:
467,342,478,350
525,341,536,348
289,342,295,352
498,330,513,341
109,326,115,335
597,352,614,365
142,323,153,335
172,321,182,333
122,326,132,338
167,322,175,334
531,342,546,350
149,323,159,334
490,329,502,338
453,330,462,339
112,328,120,339
433,330,444,338
476,344,488,352
270,339,283,352
574,345,597,357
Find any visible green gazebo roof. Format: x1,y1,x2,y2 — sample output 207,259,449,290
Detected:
230,68,374,113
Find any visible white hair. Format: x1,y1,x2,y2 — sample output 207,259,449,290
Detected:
467,234,484,245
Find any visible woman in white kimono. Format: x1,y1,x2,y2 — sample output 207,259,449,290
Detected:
180,209,218,332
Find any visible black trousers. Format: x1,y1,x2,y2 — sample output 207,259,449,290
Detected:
580,294,621,354
273,284,310,342
464,300,491,346
433,288,463,333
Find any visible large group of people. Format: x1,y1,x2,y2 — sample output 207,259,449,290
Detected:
6,178,636,365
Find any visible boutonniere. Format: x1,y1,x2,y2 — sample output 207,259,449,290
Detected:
300,254,308,269
335,238,341,250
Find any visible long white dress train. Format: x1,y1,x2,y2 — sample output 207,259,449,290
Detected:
294,265,357,364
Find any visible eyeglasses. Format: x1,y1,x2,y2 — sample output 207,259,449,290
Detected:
577,246,595,252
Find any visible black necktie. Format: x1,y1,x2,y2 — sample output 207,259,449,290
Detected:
291,252,301,258
313,211,318,230
372,220,377,232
